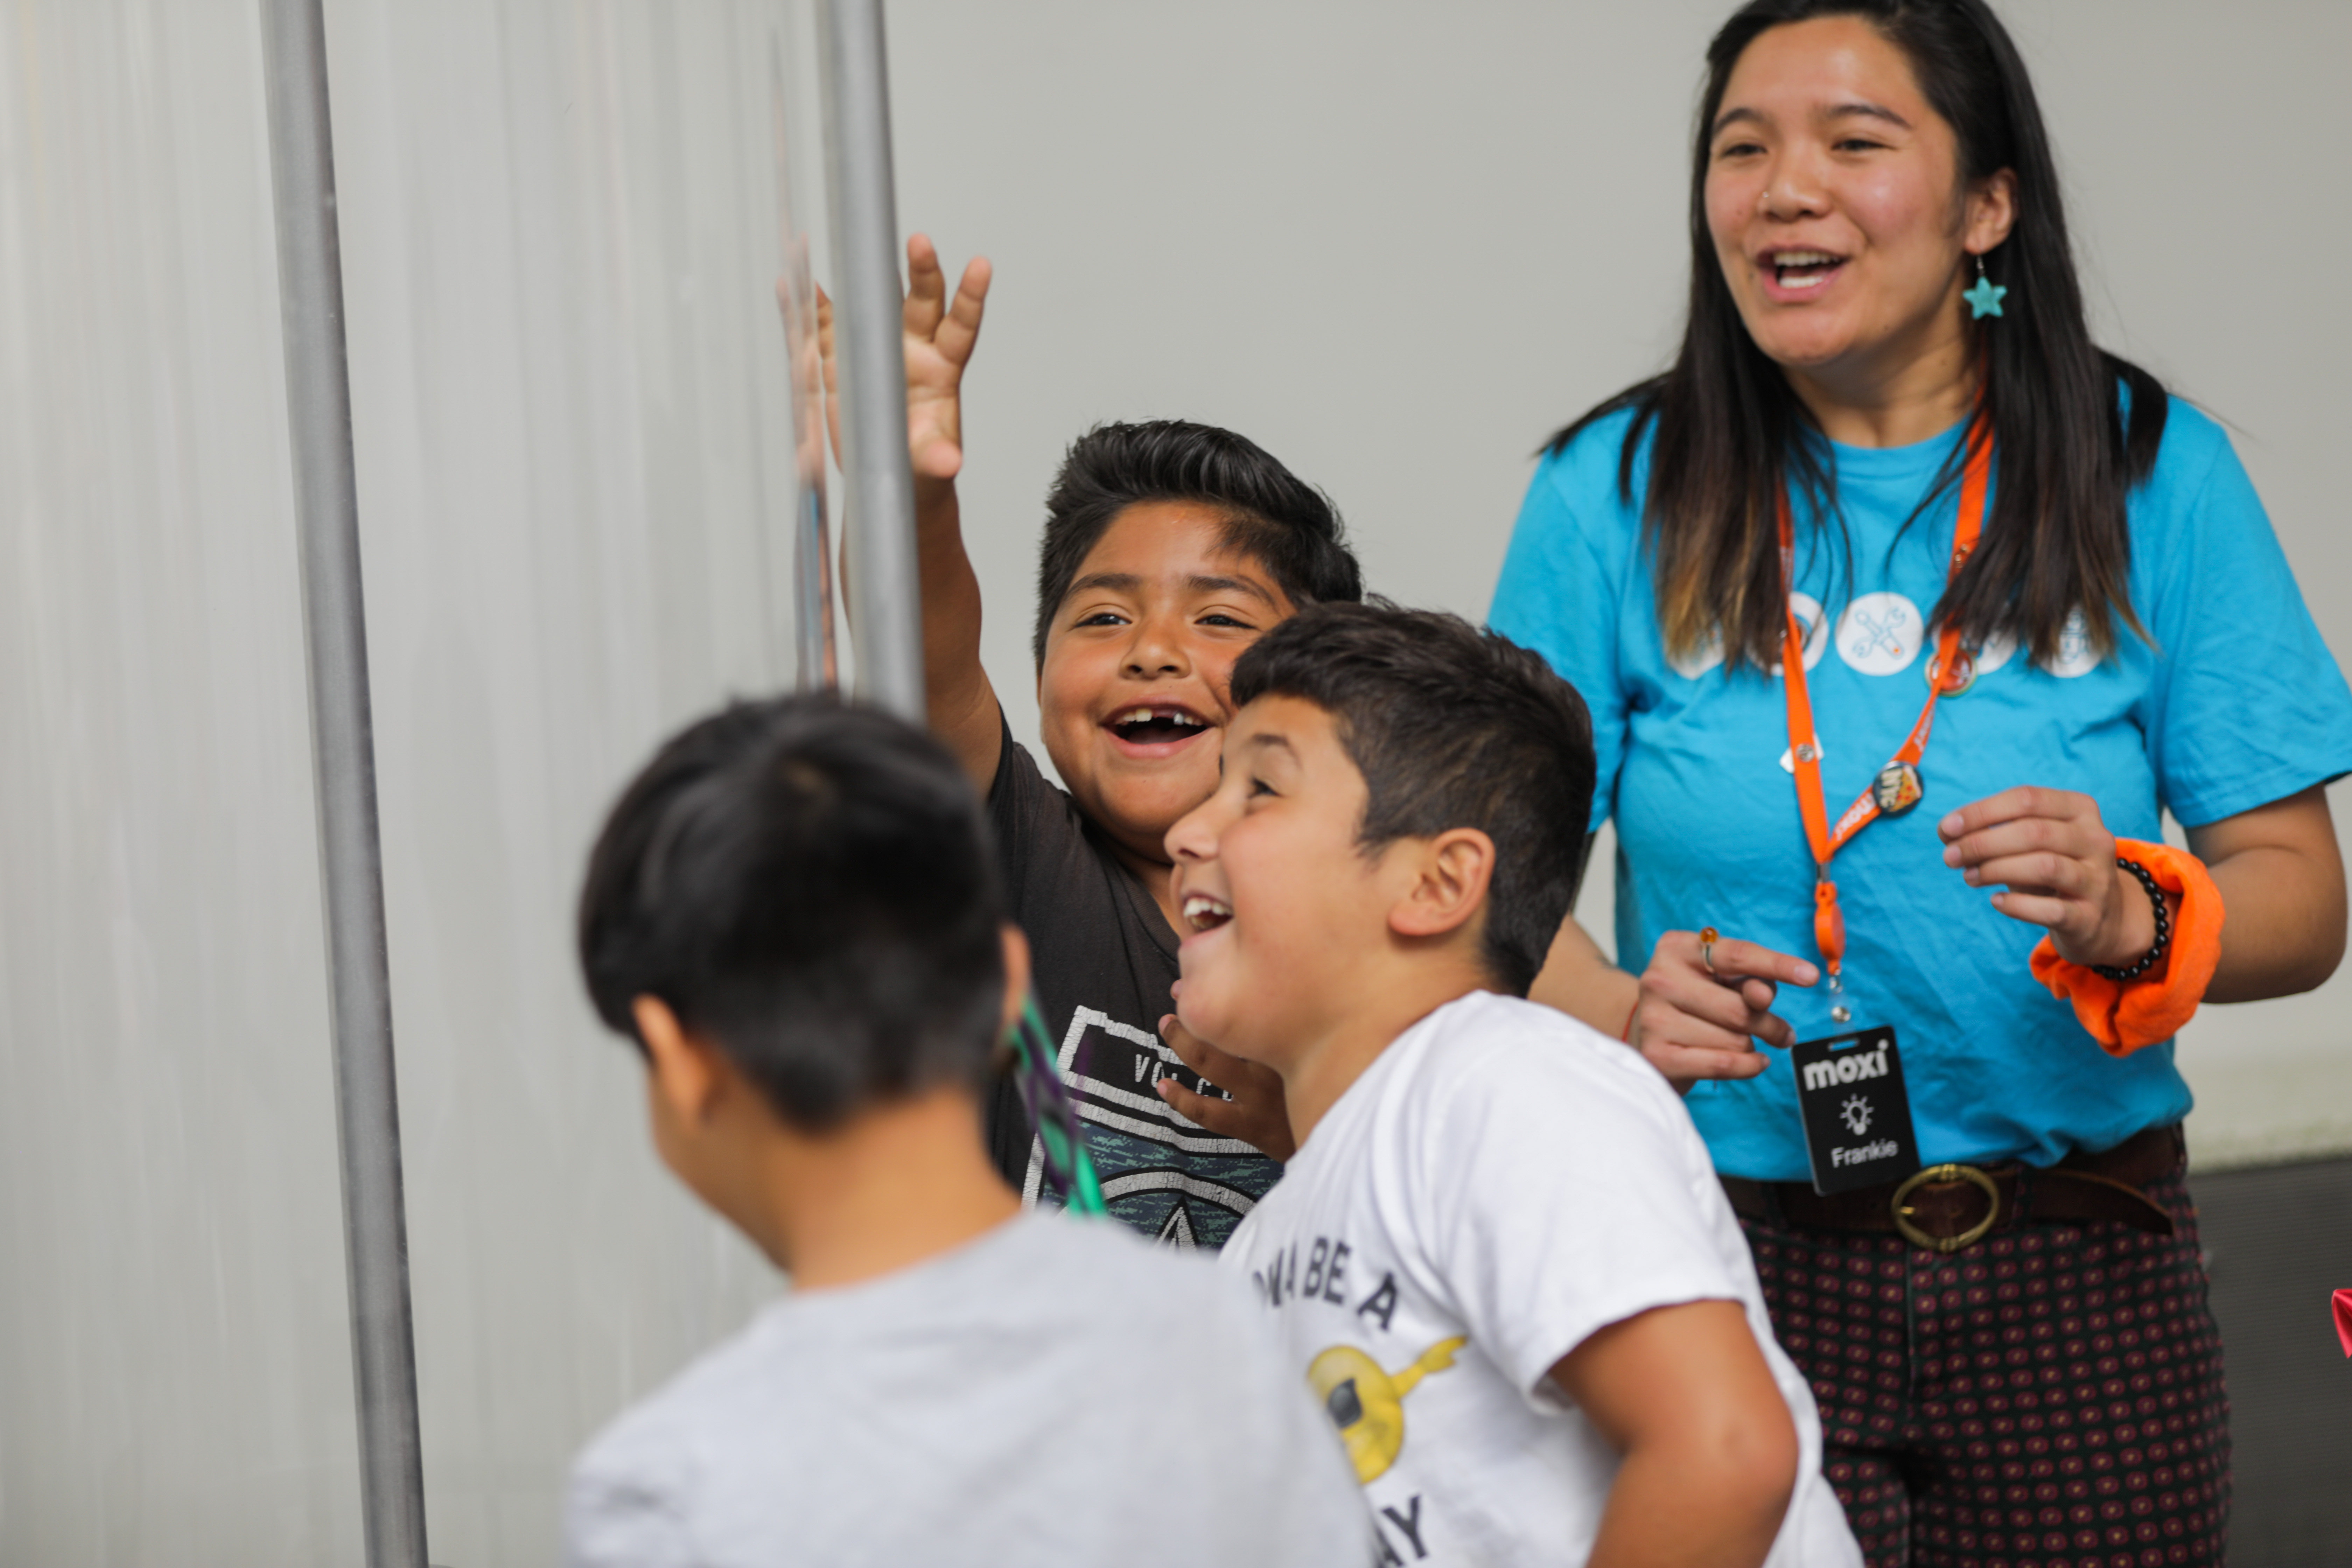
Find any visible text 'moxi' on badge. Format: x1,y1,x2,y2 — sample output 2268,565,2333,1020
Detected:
1791,1024,1922,1196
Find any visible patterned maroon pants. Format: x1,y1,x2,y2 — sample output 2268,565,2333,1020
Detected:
1740,1166,2230,1568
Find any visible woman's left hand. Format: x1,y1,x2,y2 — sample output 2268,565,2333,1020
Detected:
1938,786,2157,968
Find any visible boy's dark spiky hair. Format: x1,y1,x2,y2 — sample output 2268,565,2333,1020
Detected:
1032,420,1362,665
576,694,1006,1130
1229,600,1596,996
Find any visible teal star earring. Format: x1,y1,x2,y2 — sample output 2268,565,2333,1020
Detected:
1963,254,2008,320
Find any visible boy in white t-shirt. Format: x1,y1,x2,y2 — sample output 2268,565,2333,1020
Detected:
564,695,1367,1568
1166,602,1860,1568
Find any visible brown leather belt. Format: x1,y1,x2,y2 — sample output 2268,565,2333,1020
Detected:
1720,1123,2182,1253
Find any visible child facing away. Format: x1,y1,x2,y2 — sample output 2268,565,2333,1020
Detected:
563,695,1368,1567
832,236,1361,1248
1168,602,1862,1568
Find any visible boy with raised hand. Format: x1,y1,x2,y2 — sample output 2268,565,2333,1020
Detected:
831,236,1361,1249
1169,603,1861,1568
564,694,1367,1568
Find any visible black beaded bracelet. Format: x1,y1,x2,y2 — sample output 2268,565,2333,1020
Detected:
2090,856,2173,981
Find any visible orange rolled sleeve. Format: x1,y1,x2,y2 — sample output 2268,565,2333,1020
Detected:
2029,840,2224,1057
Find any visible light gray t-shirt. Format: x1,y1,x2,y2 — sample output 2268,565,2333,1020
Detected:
562,1211,1370,1568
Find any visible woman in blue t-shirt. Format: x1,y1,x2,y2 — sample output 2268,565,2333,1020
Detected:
1490,2,2351,1562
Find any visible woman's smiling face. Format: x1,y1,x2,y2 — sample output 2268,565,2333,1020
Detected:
1704,16,2008,392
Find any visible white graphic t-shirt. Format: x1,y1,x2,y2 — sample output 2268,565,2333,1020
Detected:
1220,993,1860,1568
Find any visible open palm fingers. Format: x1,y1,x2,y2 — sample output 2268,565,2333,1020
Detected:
930,256,990,368
902,233,947,337
901,236,989,364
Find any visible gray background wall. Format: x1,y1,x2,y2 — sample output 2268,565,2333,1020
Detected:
1,2,2345,1564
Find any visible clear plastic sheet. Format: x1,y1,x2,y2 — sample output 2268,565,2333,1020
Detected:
1,4,823,1561
772,27,838,690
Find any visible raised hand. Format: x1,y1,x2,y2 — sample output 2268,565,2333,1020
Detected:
1939,786,2158,967
1629,930,1818,1091
901,233,990,485
804,234,1002,784
811,234,990,481
1154,1013,1296,1163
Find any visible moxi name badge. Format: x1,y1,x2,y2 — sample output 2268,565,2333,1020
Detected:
1790,1024,1922,1196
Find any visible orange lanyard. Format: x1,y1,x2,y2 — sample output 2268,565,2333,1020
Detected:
1780,421,1992,1001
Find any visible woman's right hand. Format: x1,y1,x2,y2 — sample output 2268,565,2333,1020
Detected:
1629,931,1818,1092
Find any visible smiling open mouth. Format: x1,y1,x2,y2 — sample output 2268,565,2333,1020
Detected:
1182,894,1232,932
1108,706,1210,745
1770,250,1846,290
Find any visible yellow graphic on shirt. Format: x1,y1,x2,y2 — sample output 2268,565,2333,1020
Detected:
1307,1336,1468,1484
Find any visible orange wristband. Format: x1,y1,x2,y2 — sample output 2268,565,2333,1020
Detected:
2029,839,2224,1056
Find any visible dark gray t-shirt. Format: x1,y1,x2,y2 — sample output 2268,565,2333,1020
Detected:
562,1214,1371,1568
985,723,1282,1252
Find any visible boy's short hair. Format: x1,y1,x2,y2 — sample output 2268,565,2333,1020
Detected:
1031,420,1363,666
1229,601,1595,996
576,695,1006,1130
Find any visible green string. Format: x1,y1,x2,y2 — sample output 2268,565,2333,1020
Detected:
1014,996,1107,1217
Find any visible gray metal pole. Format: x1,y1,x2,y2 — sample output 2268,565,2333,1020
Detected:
817,0,925,721
256,5,430,1567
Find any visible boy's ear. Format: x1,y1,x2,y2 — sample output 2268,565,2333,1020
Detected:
632,995,728,1127
997,924,1033,1038
1386,827,1496,943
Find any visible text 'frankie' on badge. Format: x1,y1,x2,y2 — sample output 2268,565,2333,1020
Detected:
1791,1025,1922,1196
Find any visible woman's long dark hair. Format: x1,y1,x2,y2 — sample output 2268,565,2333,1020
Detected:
1555,0,2167,671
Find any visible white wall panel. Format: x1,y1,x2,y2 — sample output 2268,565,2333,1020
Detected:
0,4,362,1561
328,3,818,1561
2,1,819,1562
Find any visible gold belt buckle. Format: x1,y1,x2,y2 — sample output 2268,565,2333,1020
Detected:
1891,1163,2000,1253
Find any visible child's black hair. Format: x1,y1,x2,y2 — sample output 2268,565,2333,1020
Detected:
1229,601,1595,996
577,694,1005,1130
1031,420,1363,666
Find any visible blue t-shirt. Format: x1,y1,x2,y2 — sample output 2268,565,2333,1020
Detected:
1490,397,2352,1179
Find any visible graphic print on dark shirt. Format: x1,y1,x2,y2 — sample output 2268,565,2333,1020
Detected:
985,721,1281,1251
